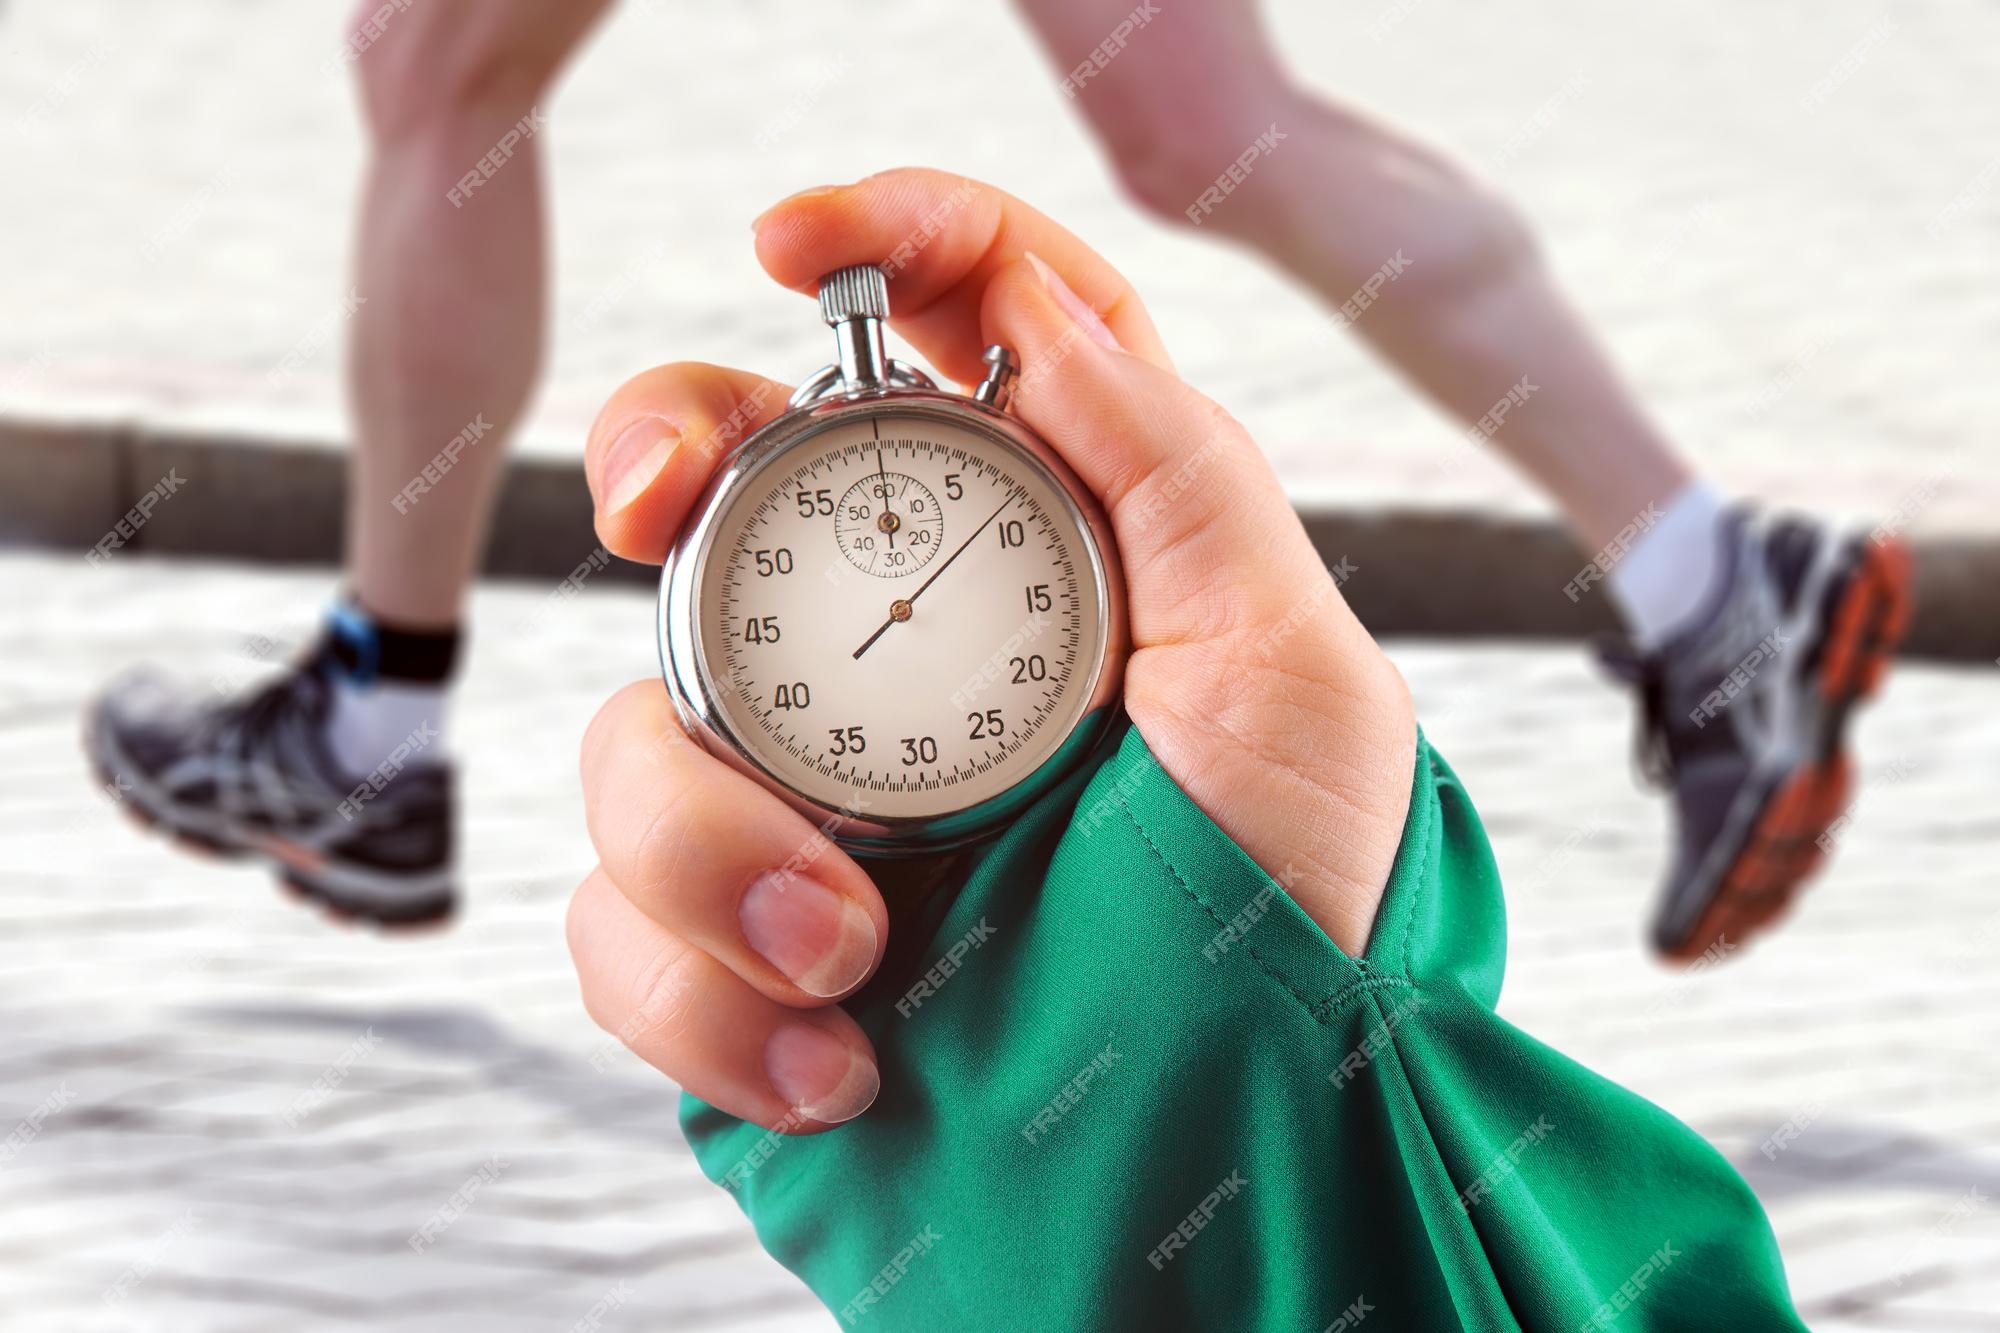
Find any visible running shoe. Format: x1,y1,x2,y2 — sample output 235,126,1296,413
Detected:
85,659,456,926
1602,509,1912,962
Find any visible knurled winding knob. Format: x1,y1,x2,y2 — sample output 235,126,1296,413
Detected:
818,264,890,326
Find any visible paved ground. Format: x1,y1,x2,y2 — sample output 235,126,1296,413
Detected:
2,551,1997,1330
2,0,1998,531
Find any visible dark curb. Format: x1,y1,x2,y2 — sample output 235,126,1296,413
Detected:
4,419,1994,662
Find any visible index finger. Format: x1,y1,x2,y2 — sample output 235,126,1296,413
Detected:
751,168,1174,382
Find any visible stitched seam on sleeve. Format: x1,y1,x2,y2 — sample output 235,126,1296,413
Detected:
1391,745,1443,985
1116,801,1329,1020
1310,974,1416,1021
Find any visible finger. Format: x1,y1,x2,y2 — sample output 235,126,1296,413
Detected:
751,168,1174,383
584,362,792,564
581,680,888,1005
568,867,879,1132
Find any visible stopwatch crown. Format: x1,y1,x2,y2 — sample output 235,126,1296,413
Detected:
818,264,891,327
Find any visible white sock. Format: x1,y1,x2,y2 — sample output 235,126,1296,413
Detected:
1606,481,1731,651
324,676,449,779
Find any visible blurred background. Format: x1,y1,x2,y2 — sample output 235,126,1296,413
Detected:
2,1,1997,1329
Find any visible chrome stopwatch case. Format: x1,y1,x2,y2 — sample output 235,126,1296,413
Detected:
658,265,1128,853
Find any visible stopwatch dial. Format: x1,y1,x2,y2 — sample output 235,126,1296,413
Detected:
699,413,1107,822
834,470,944,577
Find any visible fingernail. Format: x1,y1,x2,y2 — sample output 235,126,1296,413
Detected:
740,872,879,998
765,1022,880,1125
601,418,677,516
752,183,845,235
1025,251,1121,350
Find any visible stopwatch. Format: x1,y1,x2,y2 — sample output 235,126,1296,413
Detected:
658,264,1128,853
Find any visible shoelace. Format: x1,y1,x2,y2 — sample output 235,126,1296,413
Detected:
205,671,333,827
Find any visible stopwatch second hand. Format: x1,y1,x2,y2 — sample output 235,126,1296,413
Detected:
852,487,1019,660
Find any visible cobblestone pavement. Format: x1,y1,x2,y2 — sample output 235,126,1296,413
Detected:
2,552,1997,1330
2,1,1998,532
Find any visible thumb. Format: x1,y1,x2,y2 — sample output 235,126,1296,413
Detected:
981,253,1414,958
982,253,1357,656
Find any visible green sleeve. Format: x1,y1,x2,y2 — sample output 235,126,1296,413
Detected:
682,720,1805,1331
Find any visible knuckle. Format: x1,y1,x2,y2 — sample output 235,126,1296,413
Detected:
625,773,709,901
618,933,704,1053
579,681,664,789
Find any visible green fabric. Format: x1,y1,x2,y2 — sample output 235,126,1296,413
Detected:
683,720,1804,1331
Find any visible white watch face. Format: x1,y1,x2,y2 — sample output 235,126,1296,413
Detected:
693,409,1108,822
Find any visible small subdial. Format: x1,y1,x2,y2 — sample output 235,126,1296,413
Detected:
835,471,944,577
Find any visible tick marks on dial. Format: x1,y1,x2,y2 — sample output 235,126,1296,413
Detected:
709,427,1092,799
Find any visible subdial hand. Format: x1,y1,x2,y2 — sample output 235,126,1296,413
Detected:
876,449,897,550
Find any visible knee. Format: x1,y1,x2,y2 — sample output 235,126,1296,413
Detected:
1090,82,1291,229
1096,86,1540,295
344,0,609,142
